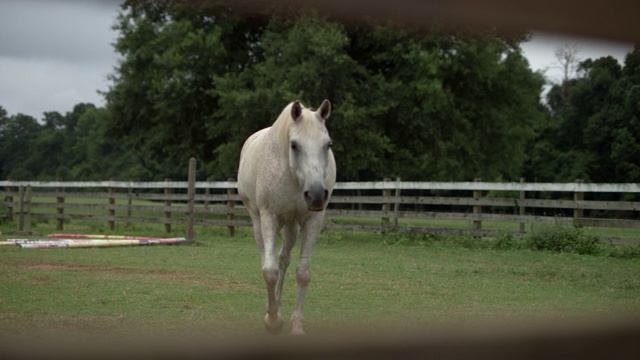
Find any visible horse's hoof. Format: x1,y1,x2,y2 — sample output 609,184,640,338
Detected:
289,328,306,336
264,321,285,335
264,314,285,335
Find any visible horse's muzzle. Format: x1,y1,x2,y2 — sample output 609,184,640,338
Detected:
304,185,329,212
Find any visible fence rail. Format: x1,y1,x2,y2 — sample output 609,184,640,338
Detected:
2,160,639,244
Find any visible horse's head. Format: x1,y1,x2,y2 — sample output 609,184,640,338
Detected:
287,99,334,212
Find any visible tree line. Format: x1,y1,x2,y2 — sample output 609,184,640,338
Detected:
1,0,639,184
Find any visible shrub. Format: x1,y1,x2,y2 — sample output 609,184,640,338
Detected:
603,243,640,259
492,232,528,251
382,232,439,246
526,224,598,255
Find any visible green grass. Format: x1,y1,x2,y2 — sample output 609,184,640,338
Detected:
1,219,639,341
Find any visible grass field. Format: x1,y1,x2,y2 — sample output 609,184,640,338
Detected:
1,219,640,343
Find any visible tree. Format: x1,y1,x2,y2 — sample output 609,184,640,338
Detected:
0,103,143,181
526,46,640,183
210,14,391,180
554,43,581,84
609,48,640,182
347,25,545,180
26,111,67,178
0,112,42,180
105,0,268,180
105,1,545,181
0,106,9,179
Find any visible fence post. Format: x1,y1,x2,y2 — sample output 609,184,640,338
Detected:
227,178,236,237
393,177,401,227
6,184,14,221
382,178,391,231
164,178,172,234
126,182,133,227
56,180,64,231
574,179,584,227
17,186,25,232
108,180,116,231
186,157,196,243
24,185,32,233
473,178,482,237
519,177,525,233
204,177,211,212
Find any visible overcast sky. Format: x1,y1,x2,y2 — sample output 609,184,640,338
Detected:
0,0,634,120
0,0,121,119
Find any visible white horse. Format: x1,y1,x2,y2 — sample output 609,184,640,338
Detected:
237,99,336,335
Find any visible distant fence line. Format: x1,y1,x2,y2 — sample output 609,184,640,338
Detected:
1,159,639,244
2,179,639,192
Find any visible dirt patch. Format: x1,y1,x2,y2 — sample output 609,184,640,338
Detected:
23,263,92,271
18,263,256,290
22,263,183,276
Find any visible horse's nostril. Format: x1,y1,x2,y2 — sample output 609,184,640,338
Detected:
304,186,327,210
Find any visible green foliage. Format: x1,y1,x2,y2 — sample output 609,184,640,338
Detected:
103,1,545,181
105,1,242,180
4,1,637,184
0,110,40,180
600,243,640,259
381,231,534,251
0,104,142,181
492,232,527,250
377,227,639,260
210,13,390,179
382,232,440,246
526,46,640,183
525,224,598,255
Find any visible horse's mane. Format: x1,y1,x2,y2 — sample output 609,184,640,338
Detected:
270,102,323,146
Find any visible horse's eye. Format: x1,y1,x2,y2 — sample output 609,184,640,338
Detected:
290,141,298,150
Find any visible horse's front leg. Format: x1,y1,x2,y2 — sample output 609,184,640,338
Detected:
276,222,299,309
291,214,323,335
260,214,284,334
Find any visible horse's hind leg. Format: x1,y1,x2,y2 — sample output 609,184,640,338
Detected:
249,211,263,250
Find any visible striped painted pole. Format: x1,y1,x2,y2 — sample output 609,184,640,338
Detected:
5,236,187,249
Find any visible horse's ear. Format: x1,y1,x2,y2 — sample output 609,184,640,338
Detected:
291,101,303,121
318,99,331,120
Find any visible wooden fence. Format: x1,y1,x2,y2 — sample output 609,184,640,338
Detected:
1,159,639,244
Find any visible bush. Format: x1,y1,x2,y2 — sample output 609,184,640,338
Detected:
526,224,598,255
602,243,640,259
382,232,439,246
492,233,528,251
